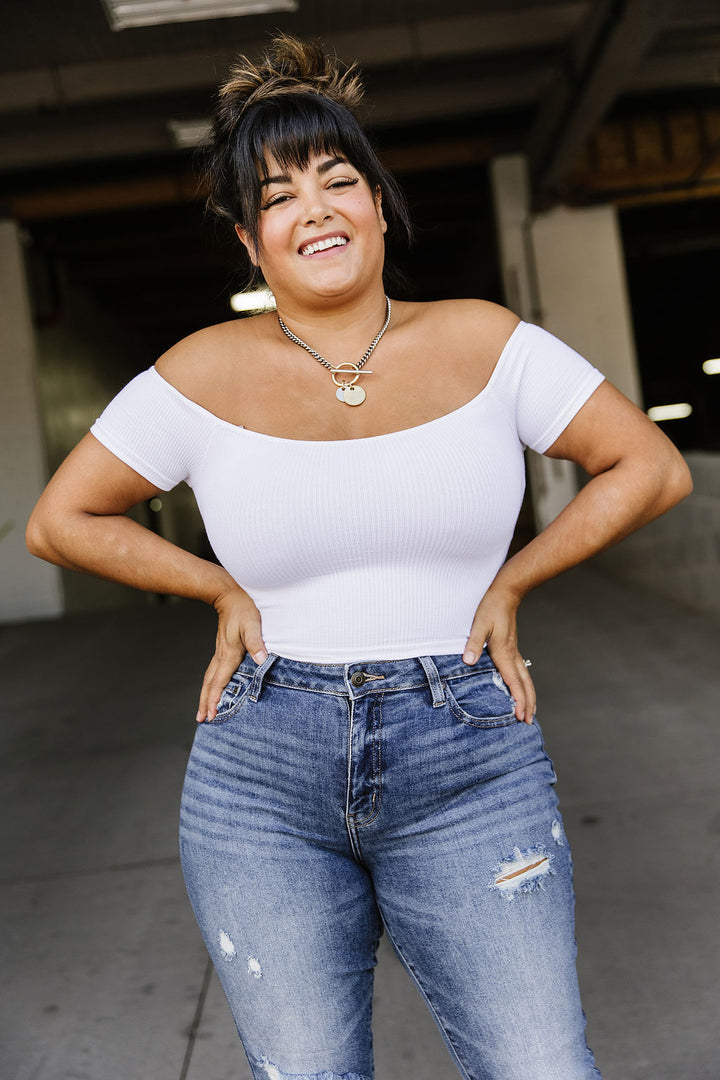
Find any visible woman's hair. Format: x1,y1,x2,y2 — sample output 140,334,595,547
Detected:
205,34,412,258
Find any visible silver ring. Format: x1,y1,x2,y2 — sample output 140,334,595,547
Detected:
523,659,533,668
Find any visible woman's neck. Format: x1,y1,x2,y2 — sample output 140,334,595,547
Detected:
273,289,391,360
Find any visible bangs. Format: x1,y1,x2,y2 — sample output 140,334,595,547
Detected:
247,95,367,181
226,92,411,254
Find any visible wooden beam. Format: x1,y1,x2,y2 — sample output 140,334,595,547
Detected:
528,0,677,200
6,137,494,221
564,106,720,205
8,175,203,222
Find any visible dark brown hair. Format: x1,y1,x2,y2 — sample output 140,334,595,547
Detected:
205,34,412,257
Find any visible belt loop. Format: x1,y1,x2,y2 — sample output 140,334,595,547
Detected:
248,653,278,702
419,656,445,708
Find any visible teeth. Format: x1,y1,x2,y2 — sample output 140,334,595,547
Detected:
301,236,348,256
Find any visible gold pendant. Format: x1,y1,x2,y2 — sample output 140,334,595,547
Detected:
331,362,369,406
341,385,366,406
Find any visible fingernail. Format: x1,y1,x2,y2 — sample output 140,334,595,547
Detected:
195,711,204,724
253,649,268,665
462,650,477,665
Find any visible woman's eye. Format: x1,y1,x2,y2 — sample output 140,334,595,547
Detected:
329,178,358,190
262,194,292,209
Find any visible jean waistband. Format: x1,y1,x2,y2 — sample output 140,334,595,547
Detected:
236,650,495,706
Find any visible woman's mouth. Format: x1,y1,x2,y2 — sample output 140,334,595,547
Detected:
299,235,349,257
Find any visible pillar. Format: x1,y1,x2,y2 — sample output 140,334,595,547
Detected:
0,220,63,621
490,154,643,530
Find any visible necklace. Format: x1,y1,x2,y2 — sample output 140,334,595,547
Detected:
277,296,391,406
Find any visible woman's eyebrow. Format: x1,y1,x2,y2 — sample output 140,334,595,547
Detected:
317,156,349,174
260,157,349,188
260,173,291,188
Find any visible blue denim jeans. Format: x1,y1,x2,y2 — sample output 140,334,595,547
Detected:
179,652,601,1080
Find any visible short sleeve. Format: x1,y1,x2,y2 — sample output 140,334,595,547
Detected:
511,323,605,453
90,368,211,490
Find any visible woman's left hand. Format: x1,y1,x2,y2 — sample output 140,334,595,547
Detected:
462,584,536,724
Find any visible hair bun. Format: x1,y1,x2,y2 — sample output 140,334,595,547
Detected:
218,33,365,122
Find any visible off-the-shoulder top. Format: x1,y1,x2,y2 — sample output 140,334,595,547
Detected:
91,321,604,662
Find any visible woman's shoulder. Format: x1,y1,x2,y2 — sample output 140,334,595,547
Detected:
154,313,273,401
400,298,520,347
396,299,523,381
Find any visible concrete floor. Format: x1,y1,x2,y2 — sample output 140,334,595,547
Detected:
1,563,718,1080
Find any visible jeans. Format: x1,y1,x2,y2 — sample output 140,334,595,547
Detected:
179,651,601,1080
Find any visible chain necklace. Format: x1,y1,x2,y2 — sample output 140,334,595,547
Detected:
277,296,391,406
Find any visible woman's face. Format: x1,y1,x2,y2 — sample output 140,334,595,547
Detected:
236,152,387,305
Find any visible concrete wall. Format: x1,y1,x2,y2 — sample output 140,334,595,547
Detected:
31,270,210,614
531,204,642,407
29,271,153,612
490,155,644,531
490,156,720,622
0,221,63,621
595,452,720,619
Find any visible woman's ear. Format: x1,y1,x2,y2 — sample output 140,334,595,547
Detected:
374,188,387,235
234,224,260,265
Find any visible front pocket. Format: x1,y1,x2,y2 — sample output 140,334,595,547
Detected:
210,672,251,724
444,668,517,728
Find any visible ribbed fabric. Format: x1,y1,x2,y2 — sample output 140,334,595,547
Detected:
91,321,604,662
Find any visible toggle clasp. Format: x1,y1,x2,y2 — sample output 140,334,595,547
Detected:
330,362,373,388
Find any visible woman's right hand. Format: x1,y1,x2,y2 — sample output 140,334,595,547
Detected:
24,433,268,724
197,584,268,723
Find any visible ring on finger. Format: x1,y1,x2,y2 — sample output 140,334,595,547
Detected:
523,658,532,668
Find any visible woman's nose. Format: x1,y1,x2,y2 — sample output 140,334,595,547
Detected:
302,194,332,225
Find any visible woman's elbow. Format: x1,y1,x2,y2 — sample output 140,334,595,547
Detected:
659,449,693,511
26,504,62,563
26,510,48,560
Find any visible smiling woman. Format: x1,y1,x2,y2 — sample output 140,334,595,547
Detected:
25,31,692,1080
205,36,411,262
233,151,389,314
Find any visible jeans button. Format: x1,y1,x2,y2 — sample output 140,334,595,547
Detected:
351,672,367,687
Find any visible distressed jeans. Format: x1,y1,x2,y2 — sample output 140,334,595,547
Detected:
179,652,601,1080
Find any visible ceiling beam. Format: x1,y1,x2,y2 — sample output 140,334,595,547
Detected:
527,0,679,200
631,46,720,91
0,6,587,115
0,70,548,174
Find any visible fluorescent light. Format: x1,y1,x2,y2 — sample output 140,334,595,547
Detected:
102,0,298,31
230,289,276,313
647,403,693,422
167,119,212,148
702,358,720,375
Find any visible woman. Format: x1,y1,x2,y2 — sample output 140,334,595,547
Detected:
26,34,691,1080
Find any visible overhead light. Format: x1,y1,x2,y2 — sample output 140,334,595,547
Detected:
647,403,692,422
702,358,720,375
230,288,276,312
102,0,298,31
167,119,212,148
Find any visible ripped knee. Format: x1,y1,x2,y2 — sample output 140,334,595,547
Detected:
490,845,553,899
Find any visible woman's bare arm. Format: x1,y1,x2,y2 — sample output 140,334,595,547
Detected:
26,433,267,721
464,381,693,722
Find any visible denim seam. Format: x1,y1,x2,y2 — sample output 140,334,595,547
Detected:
443,666,496,683
343,697,362,862
443,684,517,729
207,685,252,724
348,693,383,829
257,678,434,697
378,920,474,1080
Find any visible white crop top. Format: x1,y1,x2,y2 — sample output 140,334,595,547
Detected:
91,321,604,662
